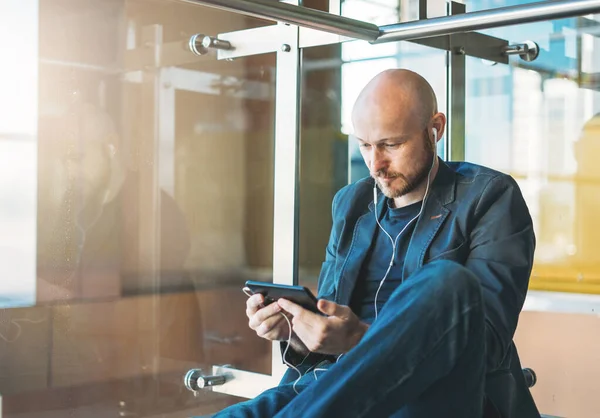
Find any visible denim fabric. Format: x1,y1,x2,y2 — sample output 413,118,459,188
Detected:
213,160,540,418
214,261,486,418
309,160,539,417
350,198,421,323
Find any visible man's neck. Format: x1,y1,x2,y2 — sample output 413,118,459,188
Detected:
392,160,439,208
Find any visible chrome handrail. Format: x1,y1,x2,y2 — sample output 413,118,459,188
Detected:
179,0,380,41
182,0,600,44
377,0,600,43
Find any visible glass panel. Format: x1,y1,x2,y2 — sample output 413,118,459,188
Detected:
464,13,600,418
342,0,400,25
298,43,345,293
1,0,276,416
464,16,600,294
464,0,554,12
341,0,448,25
298,40,447,291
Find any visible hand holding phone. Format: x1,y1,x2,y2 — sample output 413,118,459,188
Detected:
243,281,320,314
243,291,289,341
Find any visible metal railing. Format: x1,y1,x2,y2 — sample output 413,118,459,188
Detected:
377,0,600,43
179,0,380,41
182,0,600,43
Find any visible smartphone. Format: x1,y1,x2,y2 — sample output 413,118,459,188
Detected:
243,280,320,314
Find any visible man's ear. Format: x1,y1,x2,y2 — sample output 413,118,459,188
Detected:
431,112,446,142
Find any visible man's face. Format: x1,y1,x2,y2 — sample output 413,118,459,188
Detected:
355,119,435,199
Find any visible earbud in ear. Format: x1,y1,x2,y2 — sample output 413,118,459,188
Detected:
432,127,438,141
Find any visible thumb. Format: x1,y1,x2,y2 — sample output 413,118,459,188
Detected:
317,299,348,318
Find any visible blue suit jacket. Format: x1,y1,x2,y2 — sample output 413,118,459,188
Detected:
284,159,539,417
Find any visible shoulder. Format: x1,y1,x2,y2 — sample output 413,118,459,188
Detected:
447,161,520,193
445,162,529,222
330,177,374,219
332,176,373,205
447,161,511,182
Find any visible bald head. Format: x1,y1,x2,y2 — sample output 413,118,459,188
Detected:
352,70,446,206
352,69,437,137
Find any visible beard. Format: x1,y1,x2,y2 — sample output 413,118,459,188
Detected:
374,131,435,199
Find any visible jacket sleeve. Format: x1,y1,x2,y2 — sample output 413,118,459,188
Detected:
465,174,535,371
316,188,343,300
280,187,344,369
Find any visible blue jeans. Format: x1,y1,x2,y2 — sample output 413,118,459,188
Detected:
213,260,486,418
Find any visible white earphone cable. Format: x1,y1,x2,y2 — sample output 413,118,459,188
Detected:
243,288,309,395
372,131,437,320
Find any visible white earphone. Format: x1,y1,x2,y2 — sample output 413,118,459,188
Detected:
371,126,438,320
372,127,437,207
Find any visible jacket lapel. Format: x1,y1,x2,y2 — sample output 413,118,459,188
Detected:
335,190,386,305
402,160,456,280
402,202,449,279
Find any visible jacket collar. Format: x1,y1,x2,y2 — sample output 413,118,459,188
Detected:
428,158,456,207
365,158,456,212
401,158,456,279
335,185,382,304
336,158,457,304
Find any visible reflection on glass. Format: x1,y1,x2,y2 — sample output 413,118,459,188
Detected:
1,0,275,416
464,16,600,294
37,103,192,301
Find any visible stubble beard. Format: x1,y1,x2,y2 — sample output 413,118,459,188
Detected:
374,133,435,199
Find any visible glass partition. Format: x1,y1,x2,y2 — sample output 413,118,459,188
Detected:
463,12,600,418
1,0,276,416
463,15,600,294
341,0,448,24
3,0,600,416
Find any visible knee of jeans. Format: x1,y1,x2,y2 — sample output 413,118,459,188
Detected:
419,260,481,297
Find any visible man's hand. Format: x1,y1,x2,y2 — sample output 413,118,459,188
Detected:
278,298,369,355
246,293,292,341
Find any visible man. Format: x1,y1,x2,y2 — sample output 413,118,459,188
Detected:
37,102,192,301
216,69,538,417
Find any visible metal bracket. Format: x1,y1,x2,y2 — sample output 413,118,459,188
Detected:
125,24,209,71
209,24,513,65
411,31,509,65
503,40,540,62
199,17,512,67
210,365,281,399
184,364,282,399
189,33,234,56
217,25,281,60
184,368,228,393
